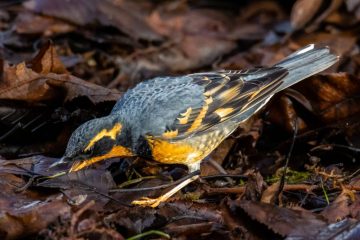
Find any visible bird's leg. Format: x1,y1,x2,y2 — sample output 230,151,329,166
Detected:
132,175,199,208
132,162,200,208
206,157,234,185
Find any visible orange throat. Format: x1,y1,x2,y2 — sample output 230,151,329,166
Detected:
69,145,133,172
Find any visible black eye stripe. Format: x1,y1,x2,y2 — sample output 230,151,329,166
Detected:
83,137,116,156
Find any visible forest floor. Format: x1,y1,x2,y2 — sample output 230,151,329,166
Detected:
0,0,360,239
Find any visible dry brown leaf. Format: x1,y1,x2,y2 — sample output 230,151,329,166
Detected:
240,1,285,21
0,173,70,240
267,94,308,133
305,0,343,32
321,190,353,222
148,8,231,39
14,12,74,36
28,40,68,74
243,171,266,201
114,35,236,86
24,0,162,41
346,0,360,19
230,200,327,238
148,5,268,41
297,73,360,122
0,156,53,176
0,43,121,104
261,181,280,204
291,0,323,31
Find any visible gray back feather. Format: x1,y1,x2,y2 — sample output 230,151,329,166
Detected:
111,76,205,143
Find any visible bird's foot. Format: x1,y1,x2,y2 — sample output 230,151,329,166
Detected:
132,174,200,208
132,196,167,208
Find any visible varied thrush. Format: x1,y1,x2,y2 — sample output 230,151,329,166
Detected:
50,45,338,207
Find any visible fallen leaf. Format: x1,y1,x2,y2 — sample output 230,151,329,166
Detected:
297,73,360,123
0,173,70,240
345,0,360,19
305,0,343,32
291,0,323,31
321,190,353,222
230,200,327,238
266,93,309,133
243,171,266,201
28,40,68,74
112,35,236,87
24,0,162,41
37,169,116,192
261,181,280,204
14,12,74,36
0,43,120,156
0,43,121,104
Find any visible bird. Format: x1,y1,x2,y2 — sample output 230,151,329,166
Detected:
50,44,338,207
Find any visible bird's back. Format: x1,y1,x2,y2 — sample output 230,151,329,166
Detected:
111,76,205,141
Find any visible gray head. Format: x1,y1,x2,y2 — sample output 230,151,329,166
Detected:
57,115,134,172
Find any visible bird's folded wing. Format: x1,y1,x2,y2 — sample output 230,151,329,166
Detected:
158,67,288,140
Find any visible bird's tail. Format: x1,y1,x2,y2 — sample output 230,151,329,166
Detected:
274,44,339,92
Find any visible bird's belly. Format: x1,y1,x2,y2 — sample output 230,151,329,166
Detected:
145,124,237,165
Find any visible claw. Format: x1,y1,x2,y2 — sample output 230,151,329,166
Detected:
132,197,164,208
132,175,200,208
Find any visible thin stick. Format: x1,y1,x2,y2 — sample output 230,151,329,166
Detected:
14,176,35,193
126,230,170,240
202,174,248,180
207,183,316,194
207,158,234,184
109,170,200,193
275,119,298,204
320,178,330,205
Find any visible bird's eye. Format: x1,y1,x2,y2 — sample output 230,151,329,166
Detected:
84,146,94,155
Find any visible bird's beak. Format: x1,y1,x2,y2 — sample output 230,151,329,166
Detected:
69,160,90,172
44,157,69,179
49,156,69,168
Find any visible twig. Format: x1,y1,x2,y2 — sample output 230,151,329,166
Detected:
117,176,157,188
275,119,298,205
206,186,246,194
0,0,26,8
126,230,170,240
207,158,234,184
207,183,316,195
345,168,360,180
109,170,200,193
202,174,248,180
274,120,360,150
320,178,330,205
165,222,215,236
125,41,176,61
70,200,95,237
14,176,35,193
311,144,360,153
77,182,131,207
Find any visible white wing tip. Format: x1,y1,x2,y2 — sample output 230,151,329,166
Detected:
295,44,315,55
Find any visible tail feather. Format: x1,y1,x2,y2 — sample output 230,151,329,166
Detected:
274,44,339,92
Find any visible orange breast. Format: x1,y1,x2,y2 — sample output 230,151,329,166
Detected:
145,137,204,165
145,123,238,167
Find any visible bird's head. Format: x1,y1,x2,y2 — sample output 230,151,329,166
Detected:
53,116,134,173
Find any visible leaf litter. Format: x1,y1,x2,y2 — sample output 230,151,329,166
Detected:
0,0,360,239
